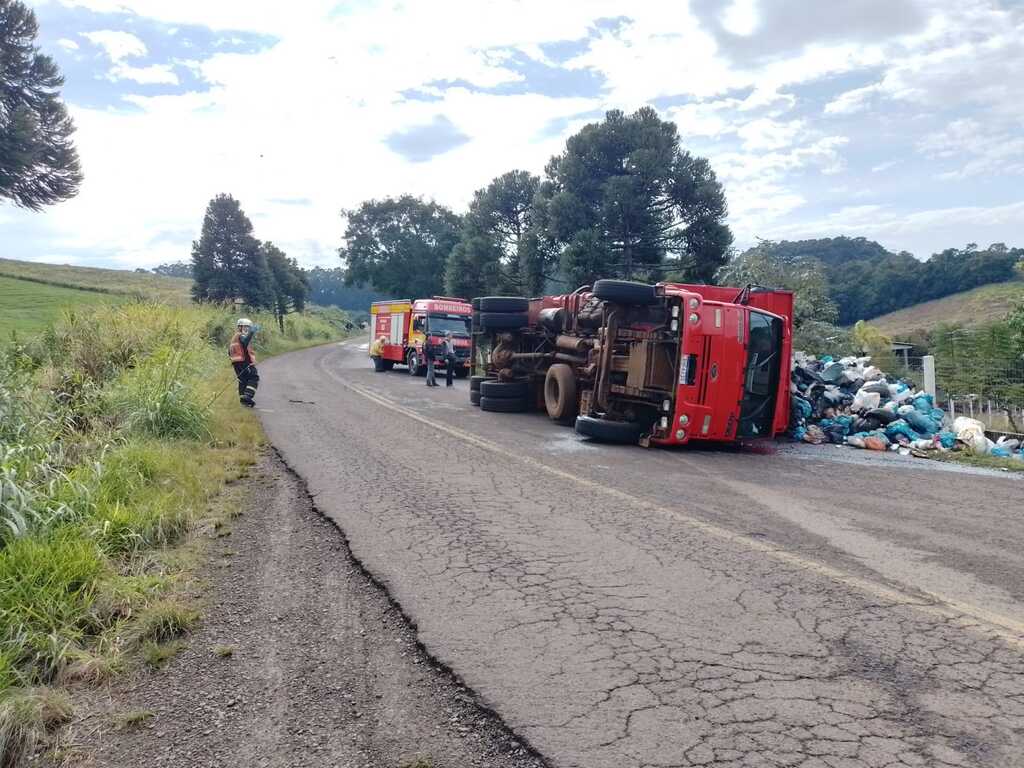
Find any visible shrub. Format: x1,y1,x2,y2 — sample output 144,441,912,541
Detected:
0,687,73,767
0,537,104,683
106,347,211,440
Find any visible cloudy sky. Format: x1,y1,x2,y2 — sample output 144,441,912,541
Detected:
6,0,1023,270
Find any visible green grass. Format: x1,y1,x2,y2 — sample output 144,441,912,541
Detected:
0,258,191,304
0,687,72,767
0,296,351,765
0,275,122,339
869,277,1024,337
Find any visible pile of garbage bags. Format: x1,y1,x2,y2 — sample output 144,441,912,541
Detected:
790,354,1023,460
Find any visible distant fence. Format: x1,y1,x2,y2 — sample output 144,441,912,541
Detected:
892,354,1024,432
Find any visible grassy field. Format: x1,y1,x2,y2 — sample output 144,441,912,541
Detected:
869,277,1024,337
0,276,126,339
0,258,191,304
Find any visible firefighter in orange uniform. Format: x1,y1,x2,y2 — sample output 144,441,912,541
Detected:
228,318,260,407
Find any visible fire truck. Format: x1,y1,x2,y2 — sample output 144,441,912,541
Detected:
369,297,473,376
469,280,793,447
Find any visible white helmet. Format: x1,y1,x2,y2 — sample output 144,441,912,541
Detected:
237,318,253,328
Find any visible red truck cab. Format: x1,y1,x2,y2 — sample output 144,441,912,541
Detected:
652,283,792,445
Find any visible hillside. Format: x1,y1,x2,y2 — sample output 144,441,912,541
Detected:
869,277,1024,337
0,275,125,338
0,257,192,303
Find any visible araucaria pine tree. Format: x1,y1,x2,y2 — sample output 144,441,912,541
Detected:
190,194,273,308
0,0,83,210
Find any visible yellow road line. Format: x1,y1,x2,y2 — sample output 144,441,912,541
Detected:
318,344,1024,650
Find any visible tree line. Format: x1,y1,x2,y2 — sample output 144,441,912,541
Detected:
723,237,1022,327
340,108,733,299
189,194,309,331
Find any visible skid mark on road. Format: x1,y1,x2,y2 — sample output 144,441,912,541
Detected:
320,344,1024,651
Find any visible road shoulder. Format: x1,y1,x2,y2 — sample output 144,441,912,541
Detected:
47,451,546,768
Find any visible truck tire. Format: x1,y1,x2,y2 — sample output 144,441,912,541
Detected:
593,279,657,305
479,296,529,313
470,375,492,392
575,415,644,444
481,396,528,413
544,364,578,422
479,311,528,331
407,350,422,376
480,380,529,399
470,390,482,406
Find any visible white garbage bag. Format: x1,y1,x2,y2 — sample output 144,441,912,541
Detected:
953,416,994,456
852,390,881,412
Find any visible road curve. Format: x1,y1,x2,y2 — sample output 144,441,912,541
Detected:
258,340,1024,768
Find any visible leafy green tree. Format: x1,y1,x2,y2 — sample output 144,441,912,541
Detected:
0,0,82,210
444,170,552,298
535,107,731,287
717,241,837,327
190,194,273,308
340,195,461,298
263,241,309,331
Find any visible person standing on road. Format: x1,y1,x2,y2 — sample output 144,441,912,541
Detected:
229,318,260,407
443,330,456,387
424,333,438,387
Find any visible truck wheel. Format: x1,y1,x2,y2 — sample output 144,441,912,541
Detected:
481,396,528,413
544,364,578,422
575,415,643,444
593,279,657,305
480,379,529,399
470,390,482,406
479,311,529,331
479,296,529,313
470,375,492,392
407,350,421,376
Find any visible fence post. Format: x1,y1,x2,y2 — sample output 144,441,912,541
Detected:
923,355,937,399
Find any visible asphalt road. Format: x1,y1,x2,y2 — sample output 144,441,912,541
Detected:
258,340,1024,768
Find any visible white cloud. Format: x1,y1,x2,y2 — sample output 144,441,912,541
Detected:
57,38,80,51
824,83,881,115
919,118,1024,179
81,30,147,62
111,63,180,85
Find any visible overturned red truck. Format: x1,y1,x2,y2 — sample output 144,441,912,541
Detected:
469,280,793,446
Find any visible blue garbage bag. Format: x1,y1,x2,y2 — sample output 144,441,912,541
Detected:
885,419,923,442
792,396,812,421
913,394,934,413
791,426,807,442
929,408,945,422
820,355,833,364
937,431,956,449
991,446,1011,458
903,410,939,436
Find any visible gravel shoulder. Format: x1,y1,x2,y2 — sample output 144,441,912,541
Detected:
50,451,546,768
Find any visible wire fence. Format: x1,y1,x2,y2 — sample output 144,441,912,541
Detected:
890,354,1024,432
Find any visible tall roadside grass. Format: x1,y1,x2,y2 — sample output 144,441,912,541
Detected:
0,301,346,764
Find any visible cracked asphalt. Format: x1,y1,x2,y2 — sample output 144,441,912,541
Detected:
257,341,1024,768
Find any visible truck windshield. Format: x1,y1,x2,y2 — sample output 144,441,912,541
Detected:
738,311,783,438
427,314,470,336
